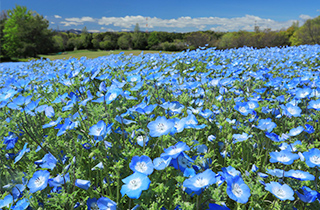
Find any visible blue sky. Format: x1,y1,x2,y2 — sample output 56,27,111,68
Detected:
2,0,320,32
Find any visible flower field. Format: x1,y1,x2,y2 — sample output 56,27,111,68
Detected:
1,45,320,209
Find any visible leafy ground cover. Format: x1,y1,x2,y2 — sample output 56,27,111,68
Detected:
1,45,320,209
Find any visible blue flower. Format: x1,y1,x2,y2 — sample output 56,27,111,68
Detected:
265,182,294,201
284,170,315,181
288,126,304,136
280,103,301,117
129,155,154,175
295,186,319,203
120,172,151,199
89,120,107,137
256,118,277,132
75,179,91,190
14,143,30,164
303,148,320,168
207,203,230,210
183,169,216,195
308,99,320,111
232,132,252,143
147,116,175,137
0,194,13,209
27,170,50,193
153,156,172,170
161,141,190,159
97,197,117,210
226,175,251,204
34,153,58,170
269,150,299,165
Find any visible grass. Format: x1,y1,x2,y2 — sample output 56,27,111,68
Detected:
38,49,176,61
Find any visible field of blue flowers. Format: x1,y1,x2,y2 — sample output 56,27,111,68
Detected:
1,45,320,210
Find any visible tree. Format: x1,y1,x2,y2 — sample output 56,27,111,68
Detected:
3,5,54,58
118,33,132,50
0,10,8,58
290,16,320,45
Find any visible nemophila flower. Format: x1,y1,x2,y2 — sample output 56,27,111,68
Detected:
265,182,294,201
234,102,254,116
129,155,154,175
48,173,70,187
304,124,314,134
34,153,58,170
75,179,91,190
147,116,174,137
280,103,302,117
288,126,304,136
0,194,13,209
308,99,320,111
269,150,299,165
27,170,50,193
120,172,151,199
153,156,172,170
266,168,284,177
171,152,194,172
97,197,117,210
3,132,19,150
279,140,301,152
295,87,312,99
12,184,26,199
161,141,190,159
256,118,277,132
14,142,30,164
284,170,315,181
11,197,29,209
232,132,252,143
36,104,55,118
207,203,230,210
183,169,216,195
295,186,319,203
303,148,320,168
226,175,251,204
89,120,107,137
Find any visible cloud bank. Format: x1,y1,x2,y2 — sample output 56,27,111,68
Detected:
59,14,312,32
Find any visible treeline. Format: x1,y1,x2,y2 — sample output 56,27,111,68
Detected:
1,5,320,60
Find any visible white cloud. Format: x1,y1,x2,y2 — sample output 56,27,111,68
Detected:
88,29,100,33
96,14,296,31
58,14,310,32
54,15,62,19
299,14,312,20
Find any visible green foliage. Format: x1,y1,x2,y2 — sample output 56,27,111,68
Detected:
290,16,320,45
3,5,54,58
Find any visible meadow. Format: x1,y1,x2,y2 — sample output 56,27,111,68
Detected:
0,45,320,209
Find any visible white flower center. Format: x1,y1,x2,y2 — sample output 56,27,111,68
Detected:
312,103,320,109
287,107,296,114
273,187,286,199
239,107,247,113
292,172,306,179
135,162,148,173
194,177,209,188
35,176,46,187
178,155,191,168
168,146,182,155
277,155,290,162
310,155,320,165
128,178,142,190
109,93,117,101
232,183,243,197
157,123,167,132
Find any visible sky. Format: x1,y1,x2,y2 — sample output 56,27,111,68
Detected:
2,0,320,33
